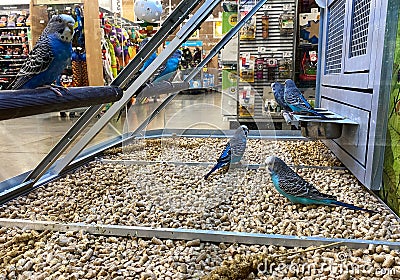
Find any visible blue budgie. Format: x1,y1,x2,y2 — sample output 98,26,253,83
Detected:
265,156,376,213
284,79,327,119
9,14,75,95
137,38,180,82
134,49,182,105
204,125,249,180
152,49,182,83
271,81,291,112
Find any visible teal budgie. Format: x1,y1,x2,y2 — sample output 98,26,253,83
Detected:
265,156,376,213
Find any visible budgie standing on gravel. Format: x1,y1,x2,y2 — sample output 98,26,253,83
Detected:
265,156,376,213
271,81,291,112
284,79,327,119
204,125,249,180
9,14,75,96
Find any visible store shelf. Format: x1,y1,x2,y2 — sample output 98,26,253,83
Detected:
0,43,25,46
0,36,26,38
0,57,25,62
34,0,83,5
0,54,27,58
0,24,30,89
0,26,29,30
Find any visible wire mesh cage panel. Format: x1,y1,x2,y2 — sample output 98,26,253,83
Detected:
324,0,346,75
319,0,393,190
349,0,372,58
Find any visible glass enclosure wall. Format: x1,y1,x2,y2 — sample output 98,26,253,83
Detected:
382,7,400,215
0,0,302,182
2,2,400,279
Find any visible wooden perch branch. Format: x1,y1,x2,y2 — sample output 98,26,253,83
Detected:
0,86,123,121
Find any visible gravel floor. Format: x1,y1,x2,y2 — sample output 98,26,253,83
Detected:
0,138,399,279
103,138,343,167
1,227,399,279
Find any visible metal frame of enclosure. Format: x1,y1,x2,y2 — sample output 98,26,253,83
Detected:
1,0,400,250
318,0,399,190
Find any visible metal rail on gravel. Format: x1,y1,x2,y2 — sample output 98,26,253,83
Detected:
100,159,348,171
1,218,400,250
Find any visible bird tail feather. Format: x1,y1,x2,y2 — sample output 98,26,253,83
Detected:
204,164,220,180
204,162,227,180
309,109,328,119
330,200,376,213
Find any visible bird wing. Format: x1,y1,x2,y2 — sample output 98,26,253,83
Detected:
276,89,291,111
10,40,54,89
140,52,157,72
152,64,167,81
278,171,336,200
230,132,247,161
298,92,313,110
217,142,231,164
285,88,312,110
152,57,180,82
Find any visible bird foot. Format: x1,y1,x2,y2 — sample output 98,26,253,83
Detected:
282,203,292,209
38,85,68,96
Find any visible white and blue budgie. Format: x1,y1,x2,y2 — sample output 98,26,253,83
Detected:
265,156,376,213
284,79,327,118
204,125,249,180
9,14,75,95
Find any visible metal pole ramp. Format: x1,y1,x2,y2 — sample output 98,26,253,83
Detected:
21,0,206,186
127,0,269,143
49,0,224,177
1,218,400,250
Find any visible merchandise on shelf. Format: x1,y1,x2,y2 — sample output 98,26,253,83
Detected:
239,86,255,117
265,57,279,82
0,26,30,89
100,10,141,79
261,12,269,39
279,58,292,79
16,14,26,27
255,56,264,80
299,9,320,45
239,10,256,40
0,5,30,89
299,49,317,82
239,53,255,83
71,47,89,87
7,14,17,27
279,11,295,36
0,15,7,27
